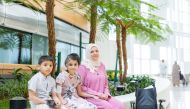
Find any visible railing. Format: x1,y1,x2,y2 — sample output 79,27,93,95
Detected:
0,64,37,74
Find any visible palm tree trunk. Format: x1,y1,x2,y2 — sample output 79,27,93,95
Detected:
46,0,56,73
121,26,128,84
116,25,123,82
89,1,97,43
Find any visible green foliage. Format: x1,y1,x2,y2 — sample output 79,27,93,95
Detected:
0,69,32,99
12,68,24,82
109,82,128,96
107,70,118,81
109,75,154,96
27,66,38,75
0,99,9,109
0,98,30,109
98,0,172,43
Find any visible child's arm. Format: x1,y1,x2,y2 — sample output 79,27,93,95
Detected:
56,83,68,104
52,92,60,103
28,90,46,104
56,84,72,109
76,84,99,99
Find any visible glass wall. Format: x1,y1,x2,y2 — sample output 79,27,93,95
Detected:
0,3,88,66
0,27,85,66
0,28,32,64
129,0,190,75
32,34,48,64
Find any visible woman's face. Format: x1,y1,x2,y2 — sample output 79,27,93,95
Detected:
90,46,99,61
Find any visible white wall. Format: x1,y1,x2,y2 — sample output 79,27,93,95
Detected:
96,40,117,70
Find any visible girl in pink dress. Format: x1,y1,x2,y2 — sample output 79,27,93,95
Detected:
77,44,125,109
56,53,97,109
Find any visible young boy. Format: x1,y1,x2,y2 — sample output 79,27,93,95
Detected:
28,55,61,109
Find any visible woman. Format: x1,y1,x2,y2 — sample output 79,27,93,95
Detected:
172,61,180,87
77,43,125,109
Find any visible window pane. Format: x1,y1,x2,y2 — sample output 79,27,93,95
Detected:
71,45,79,54
180,36,183,48
160,47,167,60
56,42,71,67
134,44,140,58
184,50,190,61
134,59,140,74
0,28,32,64
20,35,32,64
167,48,171,62
151,60,159,74
127,59,131,74
141,45,150,59
183,37,189,49
172,48,177,61
175,36,179,48
141,60,150,74
32,35,48,64
0,29,19,63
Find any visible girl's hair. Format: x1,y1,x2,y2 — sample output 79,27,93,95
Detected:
65,53,80,66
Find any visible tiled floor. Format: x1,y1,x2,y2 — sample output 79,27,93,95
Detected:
168,85,190,109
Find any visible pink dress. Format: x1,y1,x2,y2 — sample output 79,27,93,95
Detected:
77,63,125,109
56,72,97,109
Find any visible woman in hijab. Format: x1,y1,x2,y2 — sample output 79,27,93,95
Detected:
172,61,180,87
77,43,125,109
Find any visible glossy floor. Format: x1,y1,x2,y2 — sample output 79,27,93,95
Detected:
168,85,190,109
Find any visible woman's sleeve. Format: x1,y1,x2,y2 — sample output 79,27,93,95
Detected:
77,65,102,96
102,64,111,96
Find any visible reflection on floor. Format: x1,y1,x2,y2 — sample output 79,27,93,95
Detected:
168,85,190,109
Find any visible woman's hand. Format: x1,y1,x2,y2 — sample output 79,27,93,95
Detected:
91,95,99,99
101,94,109,100
99,94,109,100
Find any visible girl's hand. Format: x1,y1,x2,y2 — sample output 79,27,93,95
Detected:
54,99,61,106
61,99,67,105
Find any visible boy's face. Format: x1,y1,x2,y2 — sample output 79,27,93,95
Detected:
39,61,53,76
66,59,78,75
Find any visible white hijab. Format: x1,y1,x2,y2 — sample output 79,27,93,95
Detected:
82,43,101,73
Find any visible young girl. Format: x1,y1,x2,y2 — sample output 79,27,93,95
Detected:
56,53,97,109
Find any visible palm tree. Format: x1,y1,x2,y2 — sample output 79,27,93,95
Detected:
115,24,123,81
45,0,56,73
67,0,171,83
89,0,97,43
74,0,106,43
99,0,172,84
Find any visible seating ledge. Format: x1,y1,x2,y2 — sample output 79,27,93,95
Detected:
114,76,171,109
